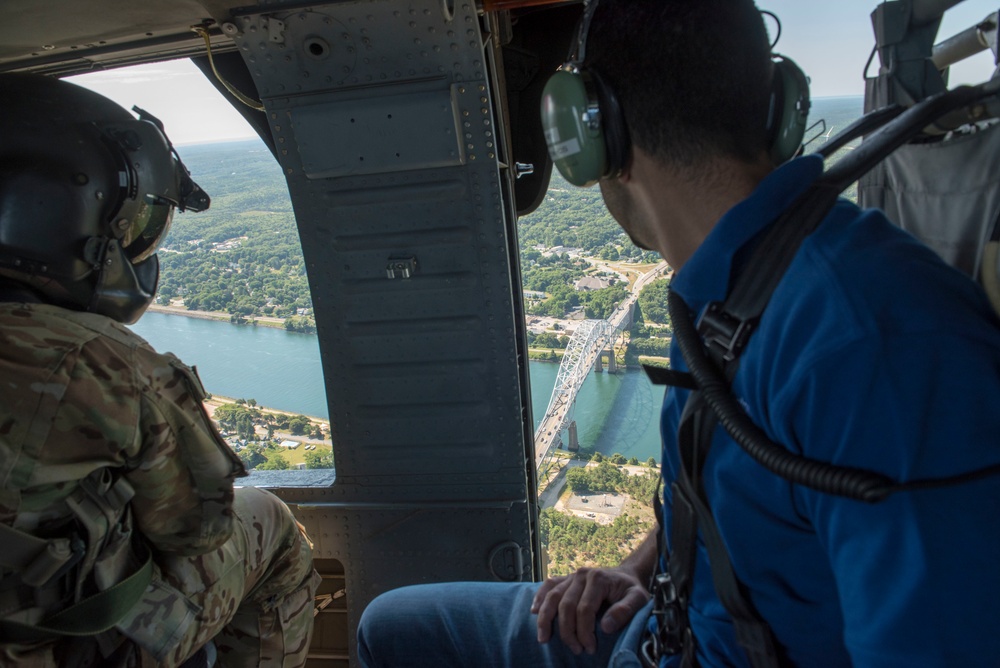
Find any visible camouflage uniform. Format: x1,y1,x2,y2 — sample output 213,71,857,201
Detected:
0,302,320,667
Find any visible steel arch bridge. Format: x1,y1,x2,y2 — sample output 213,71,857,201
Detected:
533,303,632,470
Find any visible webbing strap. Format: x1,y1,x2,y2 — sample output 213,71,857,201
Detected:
0,547,152,643
642,364,697,391
679,84,1000,504
671,393,785,668
723,85,990,340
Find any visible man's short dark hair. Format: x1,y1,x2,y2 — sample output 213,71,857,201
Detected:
587,0,774,170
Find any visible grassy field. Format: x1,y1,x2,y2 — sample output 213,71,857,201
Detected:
268,442,333,468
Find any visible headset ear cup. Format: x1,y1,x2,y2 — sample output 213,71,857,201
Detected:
541,69,608,187
767,56,810,165
590,69,630,178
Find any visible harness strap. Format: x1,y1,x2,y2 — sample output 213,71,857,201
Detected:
641,365,697,391
0,467,140,641
0,280,44,304
643,369,784,667
0,544,152,644
674,394,785,668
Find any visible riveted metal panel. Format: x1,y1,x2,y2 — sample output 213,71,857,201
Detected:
229,2,539,663
289,498,534,666
291,84,465,177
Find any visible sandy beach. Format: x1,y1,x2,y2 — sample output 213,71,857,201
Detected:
147,303,287,329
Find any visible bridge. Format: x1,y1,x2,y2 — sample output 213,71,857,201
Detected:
533,262,668,471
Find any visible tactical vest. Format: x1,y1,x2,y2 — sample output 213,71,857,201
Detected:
0,467,152,648
0,297,153,656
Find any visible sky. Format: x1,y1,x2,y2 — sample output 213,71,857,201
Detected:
68,0,1000,145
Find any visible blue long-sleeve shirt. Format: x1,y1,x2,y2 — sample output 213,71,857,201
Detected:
661,155,1000,666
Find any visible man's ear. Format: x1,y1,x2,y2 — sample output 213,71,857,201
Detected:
617,157,633,183
609,147,635,184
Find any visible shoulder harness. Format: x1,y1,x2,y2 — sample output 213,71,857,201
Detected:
644,82,1000,668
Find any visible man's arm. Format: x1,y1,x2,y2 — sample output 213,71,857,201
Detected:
531,527,658,655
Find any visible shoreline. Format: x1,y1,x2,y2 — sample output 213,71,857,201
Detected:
146,303,288,329
147,305,665,370
203,393,329,425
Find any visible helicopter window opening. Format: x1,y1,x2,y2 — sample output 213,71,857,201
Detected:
69,60,332,489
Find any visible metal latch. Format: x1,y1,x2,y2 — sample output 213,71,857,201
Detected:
386,256,417,279
488,540,526,582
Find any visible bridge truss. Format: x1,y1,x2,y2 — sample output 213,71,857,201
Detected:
534,310,629,470
543,319,611,428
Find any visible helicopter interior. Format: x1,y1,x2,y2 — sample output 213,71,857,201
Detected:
3,0,1000,665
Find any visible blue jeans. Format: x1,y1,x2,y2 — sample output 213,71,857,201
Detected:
357,581,655,668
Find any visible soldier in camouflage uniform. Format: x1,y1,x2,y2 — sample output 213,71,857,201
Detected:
0,73,320,667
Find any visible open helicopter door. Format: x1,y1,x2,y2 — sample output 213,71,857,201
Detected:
858,0,1000,314
210,1,542,664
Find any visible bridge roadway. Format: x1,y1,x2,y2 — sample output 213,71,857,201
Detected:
533,262,669,472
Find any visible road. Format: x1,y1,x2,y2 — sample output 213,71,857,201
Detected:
538,458,587,509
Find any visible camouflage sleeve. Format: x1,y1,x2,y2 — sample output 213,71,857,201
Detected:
126,352,247,556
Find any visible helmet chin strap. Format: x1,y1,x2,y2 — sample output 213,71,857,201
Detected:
87,238,158,324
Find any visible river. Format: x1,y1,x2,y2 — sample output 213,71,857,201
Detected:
129,312,666,463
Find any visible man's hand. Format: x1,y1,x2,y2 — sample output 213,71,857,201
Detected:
530,566,651,655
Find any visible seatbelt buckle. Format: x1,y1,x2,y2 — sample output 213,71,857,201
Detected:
21,534,85,588
697,302,756,365
648,571,688,656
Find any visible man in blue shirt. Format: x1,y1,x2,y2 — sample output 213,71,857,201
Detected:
357,1,1000,665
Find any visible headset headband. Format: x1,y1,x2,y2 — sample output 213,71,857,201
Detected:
573,0,600,65
540,3,809,188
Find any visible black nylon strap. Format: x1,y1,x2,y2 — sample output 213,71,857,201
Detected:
724,86,994,340
726,85,989,332
0,280,43,304
642,364,697,390
671,393,785,668
0,547,152,643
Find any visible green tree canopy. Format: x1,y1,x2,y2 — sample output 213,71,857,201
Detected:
287,415,312,435
304,449,335,469
637,279,672,326
258,452,291,470
238,444,267,470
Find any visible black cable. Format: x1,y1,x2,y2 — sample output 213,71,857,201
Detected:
760,10,781,49
669,289,895,503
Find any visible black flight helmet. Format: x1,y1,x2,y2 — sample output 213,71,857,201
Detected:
0,73,209,323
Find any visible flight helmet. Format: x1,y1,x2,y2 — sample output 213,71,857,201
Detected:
0,73,209,323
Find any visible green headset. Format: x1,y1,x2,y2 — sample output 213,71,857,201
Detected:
540,1,811,187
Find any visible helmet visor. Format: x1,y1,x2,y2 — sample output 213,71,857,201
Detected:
123,194,174,263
